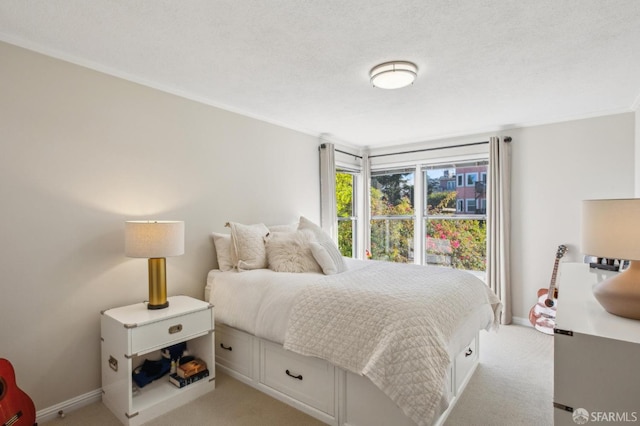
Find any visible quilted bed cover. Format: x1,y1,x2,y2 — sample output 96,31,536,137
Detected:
284,261,501,426
207,259,501,426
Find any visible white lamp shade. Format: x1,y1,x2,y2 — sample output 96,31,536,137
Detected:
125,221,185,258
581,199,640,261
370,61,418,89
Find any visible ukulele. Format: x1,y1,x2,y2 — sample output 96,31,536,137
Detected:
528,244,568,335
0,359,36,426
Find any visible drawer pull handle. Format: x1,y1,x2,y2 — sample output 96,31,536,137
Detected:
465,348,473,357
220,343,233,351
168,324,183,334
285,369,303,381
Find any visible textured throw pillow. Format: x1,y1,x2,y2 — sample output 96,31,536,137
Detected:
265,230,322,273
226,222,270,271
211,232,234,272
298,216,347,275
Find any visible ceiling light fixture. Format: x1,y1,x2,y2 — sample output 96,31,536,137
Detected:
370,61,418,89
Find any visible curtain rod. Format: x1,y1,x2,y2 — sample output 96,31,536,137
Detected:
320,144,364,160
369,137,511,159
323,137,511,160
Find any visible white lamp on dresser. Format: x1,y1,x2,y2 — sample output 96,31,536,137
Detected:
581,198,640,320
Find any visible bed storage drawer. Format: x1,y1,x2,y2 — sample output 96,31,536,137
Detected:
215,323,253,379
260,341,335,415
454,336,478,392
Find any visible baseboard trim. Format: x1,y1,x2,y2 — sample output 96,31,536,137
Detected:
511,316,531,327
36,388,102,423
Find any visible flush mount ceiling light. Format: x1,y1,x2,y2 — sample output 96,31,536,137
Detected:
370,61,418,89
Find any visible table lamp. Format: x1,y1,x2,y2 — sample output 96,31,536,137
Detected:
581,199,640,320
125,220,185,309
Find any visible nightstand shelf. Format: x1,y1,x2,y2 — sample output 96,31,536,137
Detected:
101,296,215,426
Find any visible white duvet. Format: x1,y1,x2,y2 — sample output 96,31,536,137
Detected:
206,259,501,426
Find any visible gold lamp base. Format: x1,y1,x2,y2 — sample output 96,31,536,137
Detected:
148,258,169,310
593,260,640,320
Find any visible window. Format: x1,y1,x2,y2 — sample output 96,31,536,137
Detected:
370,169,415,263
446,180,456,190
424,161,488,273
466,198,476,213
336,170,358,257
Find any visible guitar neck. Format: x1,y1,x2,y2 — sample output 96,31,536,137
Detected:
548,258,561,297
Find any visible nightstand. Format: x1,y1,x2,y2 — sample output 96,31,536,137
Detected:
101,295,215,426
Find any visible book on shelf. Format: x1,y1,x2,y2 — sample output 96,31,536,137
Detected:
169,369,210,388
177,358,207,379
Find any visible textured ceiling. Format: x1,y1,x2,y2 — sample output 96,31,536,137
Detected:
1,1,640,148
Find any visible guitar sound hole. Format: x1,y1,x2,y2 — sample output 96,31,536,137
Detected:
0,377,5,400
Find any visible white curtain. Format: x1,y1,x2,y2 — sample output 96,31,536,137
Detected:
319,142,337,242
360,152,371,259
487,136,512,324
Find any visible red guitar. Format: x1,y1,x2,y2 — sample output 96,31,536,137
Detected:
529,245,567,335
0,359,36,426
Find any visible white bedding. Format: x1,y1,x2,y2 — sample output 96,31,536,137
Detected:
205,258,501,426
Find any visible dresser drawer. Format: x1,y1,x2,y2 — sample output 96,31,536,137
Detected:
454,336,478,392
260,341,335,415
131,308,213,355
215,323,253,379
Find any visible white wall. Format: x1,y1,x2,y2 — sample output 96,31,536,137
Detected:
636,107,640,196
0,42,320,410
510,113,635,323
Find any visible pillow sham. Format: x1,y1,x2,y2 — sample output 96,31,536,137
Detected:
226,222,270,271
298,216,347,275
211,232,234,272
265,230,322,273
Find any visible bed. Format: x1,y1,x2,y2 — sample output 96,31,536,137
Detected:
204,251,501,426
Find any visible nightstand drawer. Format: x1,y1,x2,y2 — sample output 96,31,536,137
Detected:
131,308,213,355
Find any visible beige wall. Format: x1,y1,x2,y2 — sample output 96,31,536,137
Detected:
0,42,320,410
510,113,635,323
636,107,640,196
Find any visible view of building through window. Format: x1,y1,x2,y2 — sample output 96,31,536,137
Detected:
425,162,488,272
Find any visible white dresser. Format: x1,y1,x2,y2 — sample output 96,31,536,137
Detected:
554,263,640,425
101,296,215,426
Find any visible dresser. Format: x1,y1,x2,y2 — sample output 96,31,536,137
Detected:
554,263,640,425
101,296,215,426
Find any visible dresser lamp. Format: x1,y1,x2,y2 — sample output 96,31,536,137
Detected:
581,199,640,320
125,220,185,310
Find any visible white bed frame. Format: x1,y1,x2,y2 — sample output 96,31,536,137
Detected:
214,323,479,426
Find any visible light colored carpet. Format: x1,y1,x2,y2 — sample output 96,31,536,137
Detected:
445,324,553,426
42,325,553,426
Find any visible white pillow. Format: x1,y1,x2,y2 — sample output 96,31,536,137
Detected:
298,216,347,275
211,232,234,272
265,230,322,273
226,222,270,271
309,242,341,275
